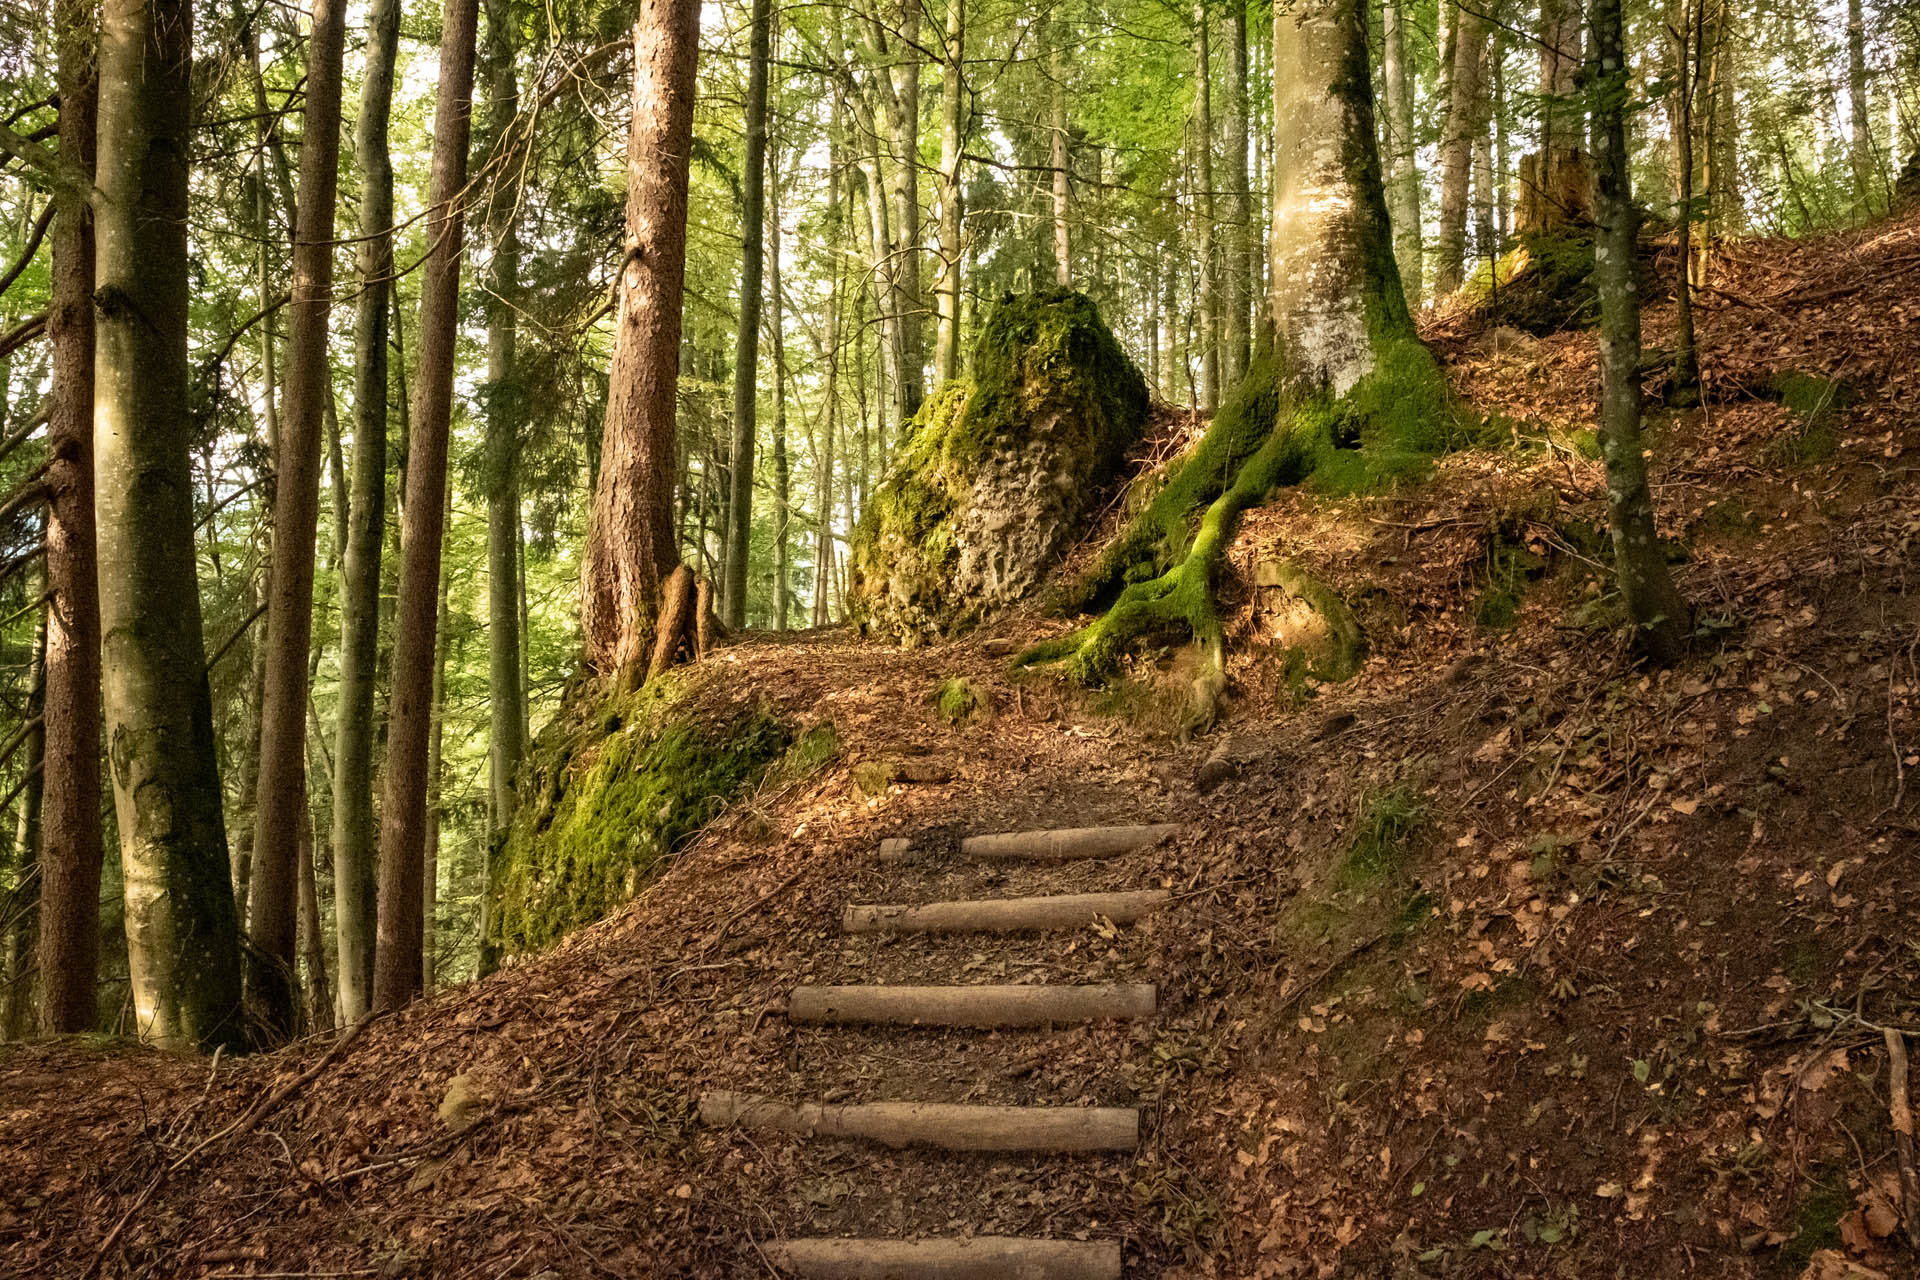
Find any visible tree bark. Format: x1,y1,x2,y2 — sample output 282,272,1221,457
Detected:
1847,0,1877,211
874,0,924,423
248,0,350,1043
580,0,701,679
37,0,103,1036
1220,0,1251,384
769,155,791,631
482,0,526,835
424,518,451,990
1668,0,1700,402
1591,0,1690,664
330,0,398,1025
95,0,245,1052
1381,0,1422,305
1047,8,1071,287
296,799,331,1030
722,0,772,630
934,0,965,382
374,0,479,1011
1434,0,1488,294
5,599,46,1039
1192,0,1218,410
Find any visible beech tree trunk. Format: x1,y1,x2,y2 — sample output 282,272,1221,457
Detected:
876,0,924,423
934,0,965,382
580,0,701,678
1591,0,1689,664
769,157,791,630
1381,0,1422,305
1434,0,1488,294
94,0,244,1051
248,0,349,1043
482,0,526,834
1192,1,1218,410
37,0,104,1035
331,0,399,1024
723,0,771,630
1220,0,1250,384
374,0,479,1011
1048,9,1071,287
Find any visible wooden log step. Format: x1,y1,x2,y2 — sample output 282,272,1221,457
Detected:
763,1236,1122,1279
788,983,1156,1028
842,890,1169,935
957,823,1180,861
698,1091,1139,1152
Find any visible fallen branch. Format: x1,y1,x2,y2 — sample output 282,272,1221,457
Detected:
1887,1028,1920,1251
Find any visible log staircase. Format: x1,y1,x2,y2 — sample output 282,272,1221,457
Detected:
699,822,1182,1278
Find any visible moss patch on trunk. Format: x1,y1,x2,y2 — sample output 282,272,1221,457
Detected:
486,679,795,956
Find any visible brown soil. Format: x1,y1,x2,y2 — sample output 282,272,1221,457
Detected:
5,214,1920,1280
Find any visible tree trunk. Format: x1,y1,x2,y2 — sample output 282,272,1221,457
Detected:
1047,9,1071,287
374,0,479,1012
1591,0,1690,664
1847,0,1877,212
95,0,245,1052
482,0,526,837
1220,0,1251,384
934,0,966,383
1702,1,1740,256
1381,0,1422,305
1192,0,1218,410
877,0,924,423
769,156,791,631
723,0,772,630
424,519,451,990
296,800,331,1030
1668,0,1700,402
331,0,398,1025
38,0,103,1036
1435,0,1487,294
248,0,350,1043
5,599,46,1039
581,0,701,678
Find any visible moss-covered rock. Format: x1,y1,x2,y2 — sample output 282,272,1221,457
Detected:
486,678,795,956
849,290,1150,644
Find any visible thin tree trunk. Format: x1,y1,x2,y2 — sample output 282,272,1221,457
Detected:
1669,0,1700,401
1047,9,1071,287
374,0,479,1011
424,511,451,991
248,0,350,1043
331,0,398,1025
723,0,772,630
1192,0,1218,410
934,0,965,382
296,799,331,1030
5,598,46,1039
1847,0,1876,212
37,0,104,1036
1221,0,1250,384
95,0,245,1052
483,0,526,835
769,157,791,632
581,0,702,678
1435,0,1488,294
1382,0,1422,305
1591,0,1690,664
875,0,924,422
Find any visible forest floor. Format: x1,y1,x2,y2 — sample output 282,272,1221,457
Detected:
6,212,1920,1280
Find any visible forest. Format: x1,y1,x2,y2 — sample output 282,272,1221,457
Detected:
2,0,1920,1271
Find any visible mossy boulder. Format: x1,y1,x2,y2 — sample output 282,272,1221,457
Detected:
485,677,795,956
849,290,1150,644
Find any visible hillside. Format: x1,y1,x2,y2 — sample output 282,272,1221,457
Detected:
5,213,1920,1279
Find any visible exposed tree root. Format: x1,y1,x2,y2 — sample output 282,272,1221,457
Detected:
1020,336,1453,727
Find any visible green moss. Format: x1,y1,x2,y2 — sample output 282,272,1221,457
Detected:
487,683,795,955
1767,371,1852,467
930,677,984,725
1459,231,1604,334
1026,331,1453,690
1335,787,1429,888
1776,1174,1849,1274
849,291,1149,640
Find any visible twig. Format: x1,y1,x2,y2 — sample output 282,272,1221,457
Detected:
1886,1028,1920,1251
1274,933,1387,1020
83,1015,380,1279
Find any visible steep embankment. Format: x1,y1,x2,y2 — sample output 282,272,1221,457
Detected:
5,215,1920,1279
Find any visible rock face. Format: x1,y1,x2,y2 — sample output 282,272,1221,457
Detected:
850,291,1149,644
